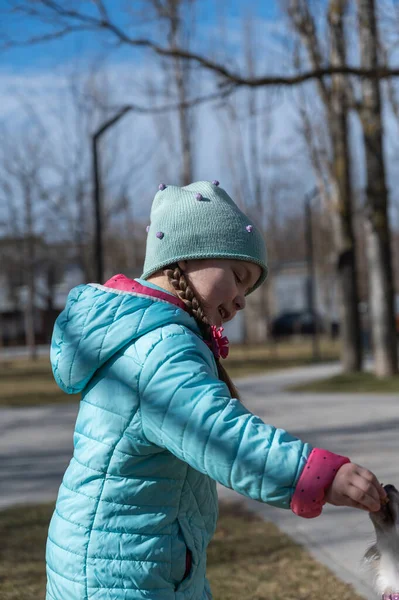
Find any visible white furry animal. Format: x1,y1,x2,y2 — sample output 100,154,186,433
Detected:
364,484,399,598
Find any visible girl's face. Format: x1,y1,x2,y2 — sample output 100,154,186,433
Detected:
178,259,262,327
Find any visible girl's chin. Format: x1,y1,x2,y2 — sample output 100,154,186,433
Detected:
206,308,223,328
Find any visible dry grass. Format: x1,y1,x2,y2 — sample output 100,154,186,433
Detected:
290,371,399,394
0,502,50,599
0,359,67,407
0,501,363,600
207,503,364,600
225,337,340,379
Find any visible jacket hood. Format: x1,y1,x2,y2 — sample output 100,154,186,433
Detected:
51,283,200,394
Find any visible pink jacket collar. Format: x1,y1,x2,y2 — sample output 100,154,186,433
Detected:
103,274,230,360
104,274,187,312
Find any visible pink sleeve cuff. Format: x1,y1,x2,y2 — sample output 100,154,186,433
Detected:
290,448,350,519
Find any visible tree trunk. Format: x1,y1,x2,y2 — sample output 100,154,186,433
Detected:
356,0,397,376
286,0,363,371
24,183,37,361
328,0,362,371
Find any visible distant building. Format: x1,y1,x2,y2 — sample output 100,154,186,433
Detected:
0,240,339,347
268,260,339,321
0,236,86,345
224,260,340,344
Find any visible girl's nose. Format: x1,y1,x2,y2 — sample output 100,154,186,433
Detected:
234,295,246,311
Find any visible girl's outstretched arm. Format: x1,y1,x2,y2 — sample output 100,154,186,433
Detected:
139,329,351,517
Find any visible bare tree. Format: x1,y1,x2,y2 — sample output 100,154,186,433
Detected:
4,0,399,368
0,121,53,359
142,0,197,185
355,0,398,376
3,1,399,86
284,0,363,371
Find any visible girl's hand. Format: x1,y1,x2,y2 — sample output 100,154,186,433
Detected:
325,462,387,512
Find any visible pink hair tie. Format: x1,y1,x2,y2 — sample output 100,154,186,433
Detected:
205,326,229,359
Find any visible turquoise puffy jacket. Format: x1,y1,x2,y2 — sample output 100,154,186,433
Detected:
46,279,312,600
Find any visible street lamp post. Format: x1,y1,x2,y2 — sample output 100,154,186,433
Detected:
304,187,321,362
92,106,132,283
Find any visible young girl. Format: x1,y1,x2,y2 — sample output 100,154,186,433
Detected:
46,180,386,600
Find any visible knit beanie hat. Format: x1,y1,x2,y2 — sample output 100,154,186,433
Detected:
141,180,268,294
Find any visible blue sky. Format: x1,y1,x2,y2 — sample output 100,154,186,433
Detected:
2,0,399,236
0,0,281,73
0,0,300,225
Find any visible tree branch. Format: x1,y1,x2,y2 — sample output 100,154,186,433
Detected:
4,1,399,86
284,0,331,103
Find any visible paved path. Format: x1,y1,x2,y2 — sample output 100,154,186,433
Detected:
1,361,394,599
217,364,397,600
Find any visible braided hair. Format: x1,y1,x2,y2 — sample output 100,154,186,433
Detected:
164,265,240,399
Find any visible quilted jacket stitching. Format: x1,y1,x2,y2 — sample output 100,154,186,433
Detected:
71,456,107,475
186,463,216,521
83,435,128,597
157,383,182,451
50,298,238,597
138,329,208,397
98,296,128,364
152,336,194,446
60,482,177,511
201,408,226,475
74,430,113,449
185,479,207,530
87,585,171,592
48,561,171,593
61,487,178,511
75,430,146,456
118,351,142,368
80,398,130,421
60,482,103,504
177,384,215,465
49,533,172,564
87,556,170,564
172,463,189,583
138,329,211,453
48,535,86,559
83,367,164,599
55,507,174,537
228,411,252,489
67,293,103,391
83,479,107,598
187,468,218,529
71,454,182,482
52,287,85,389
47,563,85,586
90,527,171,537
55,507,89,530
260,426,276,499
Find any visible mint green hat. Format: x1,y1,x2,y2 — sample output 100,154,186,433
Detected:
141,180,268,294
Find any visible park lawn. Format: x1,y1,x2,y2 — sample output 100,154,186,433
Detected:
0,338,341,407
224,338,340,378
0,501,363,600
290,371,399,393
0,358,68,407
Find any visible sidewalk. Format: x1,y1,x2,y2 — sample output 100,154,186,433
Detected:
0,344,50,360
217,367,397,600
0,362,392,599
